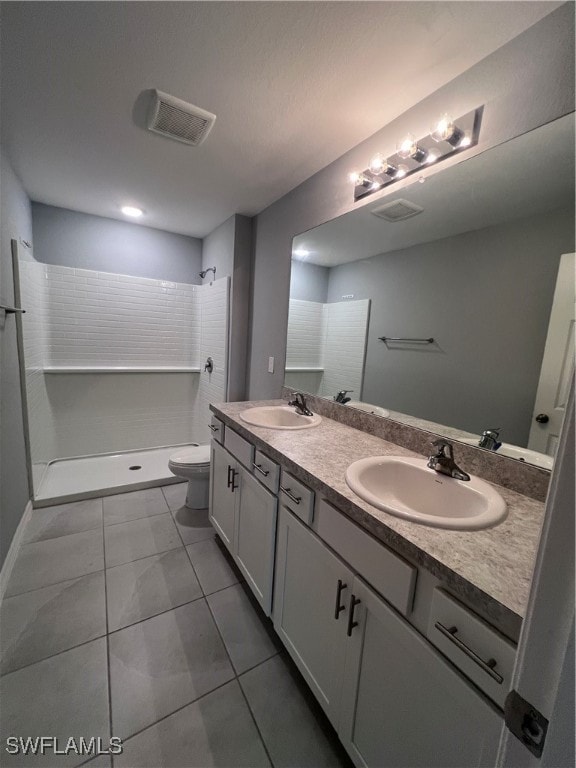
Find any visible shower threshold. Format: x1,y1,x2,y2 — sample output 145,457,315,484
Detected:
33,444,194,507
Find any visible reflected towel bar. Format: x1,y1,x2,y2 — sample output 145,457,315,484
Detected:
379,336,434,344
0,305,26,314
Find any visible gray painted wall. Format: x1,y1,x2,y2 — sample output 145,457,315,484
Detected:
290,261,329,303
202,214,253,401
32,203,203,283
325,208,574,446
0,151,32,568
247,5,575,400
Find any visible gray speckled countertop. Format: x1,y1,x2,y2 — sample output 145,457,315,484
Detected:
211,400,546,639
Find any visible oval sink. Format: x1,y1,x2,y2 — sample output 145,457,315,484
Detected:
239,405,321,430
459,438,553,470
345,456,507,530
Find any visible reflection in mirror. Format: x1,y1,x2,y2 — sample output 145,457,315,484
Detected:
286,114,575,470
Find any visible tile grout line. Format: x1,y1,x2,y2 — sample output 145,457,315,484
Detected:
102,498,115,768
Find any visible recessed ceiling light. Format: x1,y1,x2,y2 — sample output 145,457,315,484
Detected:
121,206,143,218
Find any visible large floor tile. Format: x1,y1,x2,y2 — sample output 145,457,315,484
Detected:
207,584,279,674
23,499,103,544
0,638,109,767
186,538,239,595
172,505,215,545
104,513,180,567
116,681,270,768
5,529,104,598
103,487,169,526
106,548,202,632
161,482,188,512
109,599,234,738
240,655,350,768
0,571,106,675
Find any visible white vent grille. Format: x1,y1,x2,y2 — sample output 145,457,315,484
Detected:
147,90,216,146
370,199,424,222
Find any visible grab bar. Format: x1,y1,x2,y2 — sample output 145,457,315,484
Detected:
379,336,433,344
0,305,26,314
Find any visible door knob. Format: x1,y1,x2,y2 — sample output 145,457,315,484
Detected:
535,413,549,424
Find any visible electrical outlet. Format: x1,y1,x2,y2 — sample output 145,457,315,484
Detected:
268,356,275,373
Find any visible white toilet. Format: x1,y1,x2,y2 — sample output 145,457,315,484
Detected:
168,444,211,509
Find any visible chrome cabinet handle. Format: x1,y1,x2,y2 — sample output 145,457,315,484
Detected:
334,579,348,620
280,486,301,505
208,424,219,432
434,622,503,684
347,595,361,636
253,463,270,477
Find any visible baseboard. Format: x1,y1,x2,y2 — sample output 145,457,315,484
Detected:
0,499,33,601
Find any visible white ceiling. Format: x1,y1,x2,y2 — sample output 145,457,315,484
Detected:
0,2,561,238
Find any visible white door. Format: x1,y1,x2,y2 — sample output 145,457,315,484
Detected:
528,253,575,456
234,468,277,615
273,505,353,726
339,576,503,768
209,441,238,551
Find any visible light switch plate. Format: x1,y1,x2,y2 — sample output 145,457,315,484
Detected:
268,356,274,373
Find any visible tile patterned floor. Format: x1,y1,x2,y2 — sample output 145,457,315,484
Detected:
0,483,352,768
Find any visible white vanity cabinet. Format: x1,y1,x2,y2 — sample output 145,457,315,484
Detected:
274,505,502,768
339,576,503,768
209,435,278,615
273,503,354,724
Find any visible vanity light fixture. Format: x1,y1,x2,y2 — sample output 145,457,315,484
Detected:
349,107,482,202
121,205,144,218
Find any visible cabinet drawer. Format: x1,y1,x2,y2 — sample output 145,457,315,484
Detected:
279,469,314,525
316,500,416,616
224,427,254,469
209,416,225,444
427,588,516,709
252,450,280,494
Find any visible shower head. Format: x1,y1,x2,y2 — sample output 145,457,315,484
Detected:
199,266,216,279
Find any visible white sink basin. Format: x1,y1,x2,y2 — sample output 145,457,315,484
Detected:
348,401,390,418
345,456,507,530
459,438,553,470
239,405,321,430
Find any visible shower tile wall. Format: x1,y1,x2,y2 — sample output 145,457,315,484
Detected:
18,263,229,474
194,277,230,445
285,298,369,399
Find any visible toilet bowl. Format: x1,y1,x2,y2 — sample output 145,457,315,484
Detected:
168,444,211,509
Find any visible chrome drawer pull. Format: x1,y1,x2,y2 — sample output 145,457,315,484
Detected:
435,622,504,684
253,463,270,477
280,486,302,505
208,424,219,432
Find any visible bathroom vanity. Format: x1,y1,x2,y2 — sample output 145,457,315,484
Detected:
208,400,546,768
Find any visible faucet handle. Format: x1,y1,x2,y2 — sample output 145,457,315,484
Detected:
431,439,453,458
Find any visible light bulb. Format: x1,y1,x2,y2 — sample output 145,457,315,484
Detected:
430,113,463,146
349,170,364,185
369,153,386,174
121,206,143,218
397,134,416,159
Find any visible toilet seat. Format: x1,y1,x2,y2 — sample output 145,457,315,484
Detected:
169,444,210,468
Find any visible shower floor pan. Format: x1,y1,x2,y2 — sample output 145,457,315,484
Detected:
33,445,193,507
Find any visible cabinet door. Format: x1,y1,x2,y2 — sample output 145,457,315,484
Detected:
339,577,503,768
234,468,277,616
209,441,238,552
273,506,353,726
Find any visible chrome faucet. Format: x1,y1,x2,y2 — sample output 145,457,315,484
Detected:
288,392,313,417
427,440,471,481
478,428,502,451
334,390,353,404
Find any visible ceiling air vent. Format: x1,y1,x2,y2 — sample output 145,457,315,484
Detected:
147,90,216,146
370,199,423,222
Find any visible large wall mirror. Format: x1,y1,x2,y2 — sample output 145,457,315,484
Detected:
286,113,575,470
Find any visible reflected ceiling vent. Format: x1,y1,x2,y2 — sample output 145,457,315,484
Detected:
370,199,424,222
147,90,216,146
